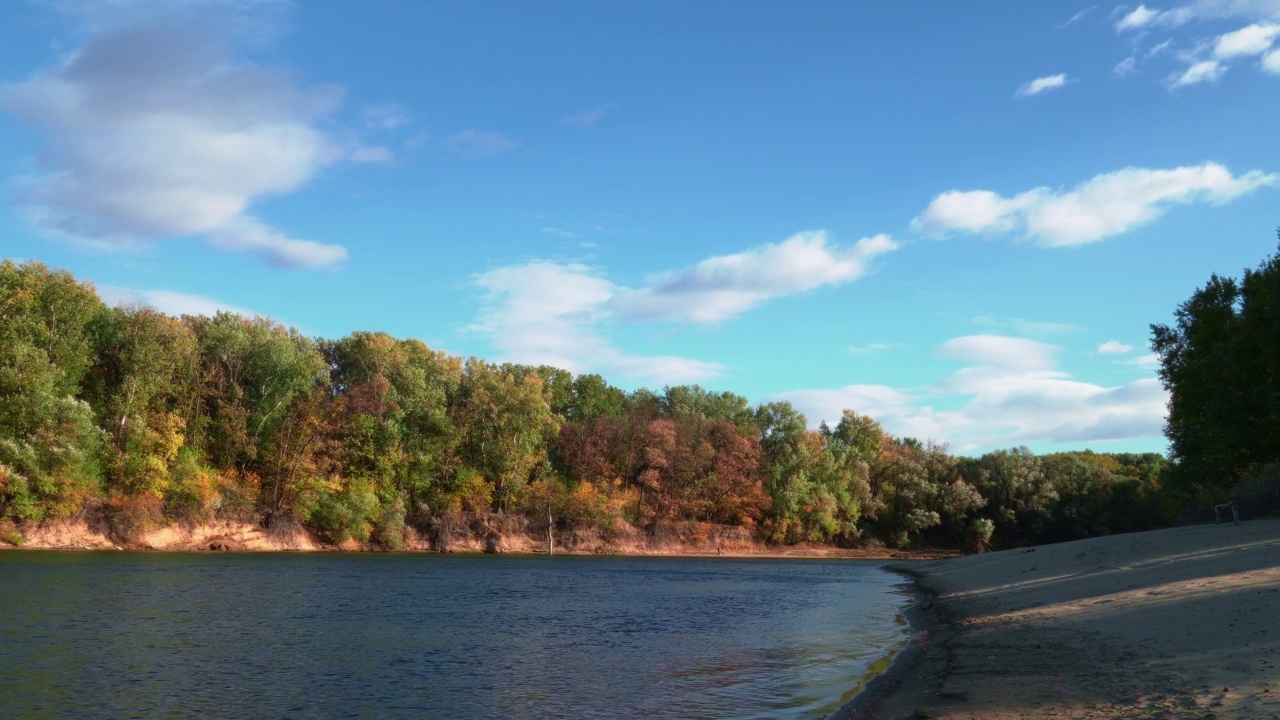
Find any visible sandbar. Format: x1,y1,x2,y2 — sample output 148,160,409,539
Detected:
848,519,1280,719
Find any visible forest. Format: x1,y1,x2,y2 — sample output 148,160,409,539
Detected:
2,241,1277,552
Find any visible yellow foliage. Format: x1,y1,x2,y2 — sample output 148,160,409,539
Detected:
441,495,464,516
140,413,185,464
453,470,492,513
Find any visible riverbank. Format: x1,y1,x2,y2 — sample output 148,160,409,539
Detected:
0,518,954,560
849,518,1280,719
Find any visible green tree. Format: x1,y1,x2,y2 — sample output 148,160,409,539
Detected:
0,344,104,521
451,361,560,512
1152,239,1280,501
87,308,200,500
0,261,106,521
0,260,105,396
962,447,1057,545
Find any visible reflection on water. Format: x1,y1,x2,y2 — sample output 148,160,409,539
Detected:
0,553,908,719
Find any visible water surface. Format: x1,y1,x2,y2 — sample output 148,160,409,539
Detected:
0,553,908,719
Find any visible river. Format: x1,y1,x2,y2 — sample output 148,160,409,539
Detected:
0,553,909,719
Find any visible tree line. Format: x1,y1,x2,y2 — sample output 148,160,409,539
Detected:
1,259,1169,550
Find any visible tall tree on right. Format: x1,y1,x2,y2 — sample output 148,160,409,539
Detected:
1151,237,1280,500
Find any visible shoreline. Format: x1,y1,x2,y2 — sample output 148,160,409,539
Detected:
843,519,1280,719
827,570,934,720
0,518,955,561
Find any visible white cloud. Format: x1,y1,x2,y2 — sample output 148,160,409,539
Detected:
468,230,893,383
0,6,351,269
1170,58,1228,85
1156,21,1280,87
913,162,1276,246
1016,73,1069,96
1117,0,1280,32
1123,353,1161,367
442,129,519,157
1114,56,1139,75
562,104,617,128
1214,22,1280,55
611,231,898,323
772,334,1167,452
1116,3,1201,30
97,286,253,317
936,335,1058,373
469,261,724,384
1098,339,1135,354
1265,47,1280,70
1114,6,1280,87
1117,5,1160,30
206,215,348,269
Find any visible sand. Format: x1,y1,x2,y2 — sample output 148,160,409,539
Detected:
2,519,322,551
850,519,1280,720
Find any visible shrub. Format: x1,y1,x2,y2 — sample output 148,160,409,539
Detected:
101,493,164,544
0,465,38,523
1231,462,1280,518
452,469,493,514
304,477,379,544
966,518,994,553
163,449,220,525
0,524,23,546
372,494,407,549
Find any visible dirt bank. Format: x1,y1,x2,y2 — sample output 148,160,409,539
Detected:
0,518,953,560
850,519,1280,719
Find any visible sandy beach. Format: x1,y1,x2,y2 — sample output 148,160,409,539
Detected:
850,519,1280,719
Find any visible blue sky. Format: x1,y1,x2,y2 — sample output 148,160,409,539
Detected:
2,0,1278,454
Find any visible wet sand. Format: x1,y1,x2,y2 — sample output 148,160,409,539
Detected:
847,519,1280,720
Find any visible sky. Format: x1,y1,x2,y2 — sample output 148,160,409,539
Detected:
2,0,1278,455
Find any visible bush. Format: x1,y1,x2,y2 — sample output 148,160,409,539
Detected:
0,465,38,523
163,450,220,525
304,477,379,544
1231,462,1280,518
0,524,23,546
966,518,994,553
216,471,260,521
101,493,164,544
372,494,407,549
